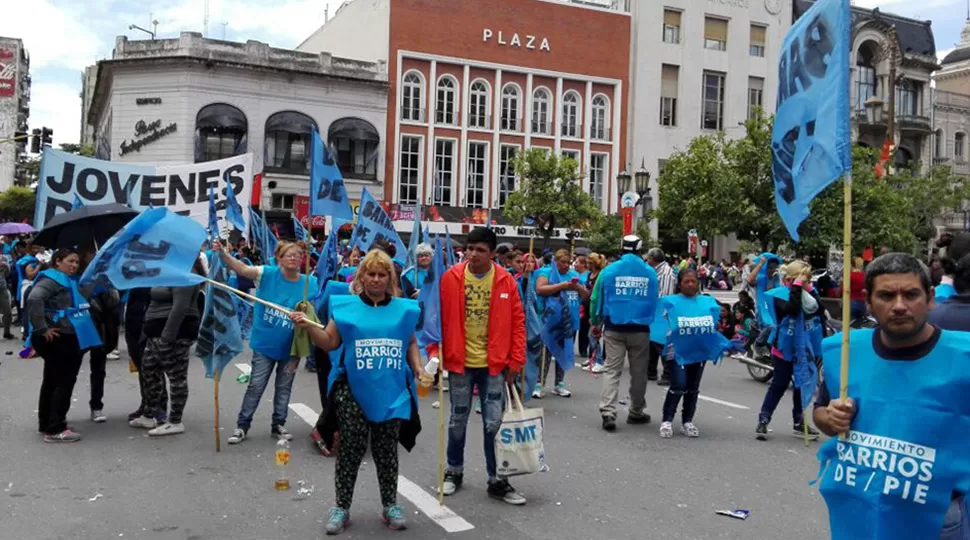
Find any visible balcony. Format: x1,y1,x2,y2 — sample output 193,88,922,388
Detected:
854,108,887,127
897,115,932,134
400,107,426,123
561,123,583,139
499,117,522,132
591,127,612,142
933,157,951,166
435,110,459,127
531,120,553,136
468,114,491,130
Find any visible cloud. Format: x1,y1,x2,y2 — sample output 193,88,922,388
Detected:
0,0,107,71
29,82,82,146
938,47,955,63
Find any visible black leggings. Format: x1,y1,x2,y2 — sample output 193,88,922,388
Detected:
314,346,334,431
34,333,84,434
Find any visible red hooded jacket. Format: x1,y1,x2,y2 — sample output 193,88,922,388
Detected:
426,261,526,376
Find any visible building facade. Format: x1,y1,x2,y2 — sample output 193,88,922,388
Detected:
79,64,97,149
299,0,631,239
933,18,970,233
0,36,30,192
85,32,388,222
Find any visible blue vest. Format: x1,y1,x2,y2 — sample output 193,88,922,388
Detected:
649,301,668,344
755,253,781,326
538,266,581,331
15,255,37,302
935,283,956,305
36,269,103,351
337,266,356,282
767,287,824,361
403,267,428,291
250,266,319,361
600,254,659,327
661,294,729,365
817,329,970,539
331,295,420,423
323,282,352,390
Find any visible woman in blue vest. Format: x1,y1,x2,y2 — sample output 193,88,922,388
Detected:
26,248,103,443
290,249,425,535
659,269,730,438
533,248,588,398
217,240,319,445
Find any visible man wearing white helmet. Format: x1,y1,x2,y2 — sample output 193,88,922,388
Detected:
589,235,660,431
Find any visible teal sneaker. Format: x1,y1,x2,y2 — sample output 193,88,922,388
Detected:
325,507,350,535
381,504,407,530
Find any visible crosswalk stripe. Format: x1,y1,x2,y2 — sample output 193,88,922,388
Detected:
234,363,251,375
698,395,750,410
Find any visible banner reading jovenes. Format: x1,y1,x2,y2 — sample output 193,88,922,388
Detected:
34,149,254,234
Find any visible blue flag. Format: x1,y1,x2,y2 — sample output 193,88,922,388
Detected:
792,312,819,412
309,127,354,222
224,172,247,232
416,236,444,349
261,210,277,263
207,185,219,242
522,271,543,402
292,216,308,242
79,208,207,290
444,225,455,267
354,187,407,257
196,254,244,379
539,267,576,373
248,208,262,246
406,208,422,269
72,194,83,210
772,0,852,241
311,231,339,311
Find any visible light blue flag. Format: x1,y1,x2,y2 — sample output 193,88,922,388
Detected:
772,0,852,241
207,185,219,242
792,312,819,412
292,216,308,242
355,187,407,257
406,208,422,269
311,230,340,312
416,235,444,349
539,265,576,372
444,225,455,267
248,208,262,246
309,127,354,222
196,254,244,379
79,208,207,290
72,194,83,210
224,171,247,232
522,272,543,402
260,210,277,263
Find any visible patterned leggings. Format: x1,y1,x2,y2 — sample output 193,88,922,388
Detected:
142,338,194,424
333,382,400,510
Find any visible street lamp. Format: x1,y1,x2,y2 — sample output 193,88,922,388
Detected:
864,96,885,125
634,159,652,211
617,168,632,194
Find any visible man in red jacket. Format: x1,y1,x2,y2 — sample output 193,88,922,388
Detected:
426,227,527,505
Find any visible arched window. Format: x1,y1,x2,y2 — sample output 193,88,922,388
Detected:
436,76,457,125
532,88,550,135
935,129,945,159
957,132,967,162
562,91,580,138
402,71,425,122
264,111,317,174
501,84,521,131
591,95,609,141
469,80,490,129
855,42,877,111
328,117,380,179
894,146,914,170
195,103,248,163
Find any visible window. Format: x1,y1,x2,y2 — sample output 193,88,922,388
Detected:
663,9,682,44
328,117,380,179
561,150,580,173
432,139,455,206
562,91,580,138
436,76,457,125
895,79,921,117
271,194,295,210
589,154,607,207
398,135,421,204
704,17,728,51
855,44,877,112
469,80,490,128
499,145,518,207
466,142,487,208
702,71,725,130
195,103,247,163
402,71,424,122
660,64,679,127
750,25,766,57
957,133,967,162
935,129,945,158
264,111,316,174
501,84,521,131
747,77,764,120
532,88,551,135
591,95,609,140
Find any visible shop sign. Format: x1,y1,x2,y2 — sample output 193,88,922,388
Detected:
120,119,177,156
482,29,550,52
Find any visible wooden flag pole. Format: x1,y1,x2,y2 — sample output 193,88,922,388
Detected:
522,235,535,397
214,369,222,452
839,173,853,404
205,279,326,330
303,220,313,303
437,361,445,505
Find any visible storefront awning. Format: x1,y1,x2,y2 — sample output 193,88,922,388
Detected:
328,117,380,143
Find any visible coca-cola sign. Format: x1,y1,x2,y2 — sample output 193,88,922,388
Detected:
0,48,17,98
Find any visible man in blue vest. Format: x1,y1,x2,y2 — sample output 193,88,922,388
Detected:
813,253,970,539
590,235,659,432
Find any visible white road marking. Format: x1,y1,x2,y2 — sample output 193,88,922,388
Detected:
235,363,251,375
287,401,475,533
698,395,750,410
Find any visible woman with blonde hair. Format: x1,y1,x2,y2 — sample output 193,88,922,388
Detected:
290,249,425,534
217,240,319,445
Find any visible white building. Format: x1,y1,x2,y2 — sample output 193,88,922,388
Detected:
627,0,793,260
85,32,388,222
933,18,970,233
0,36,30,192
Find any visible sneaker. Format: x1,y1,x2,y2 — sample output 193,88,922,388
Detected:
129,416,157,429
580,360,591,369
681,422,700,438
228,428,247,445
659,421,674,438
626,412,651,425
440,471,463,496
271,425,293,441
792,423,820,440
325,507,350,535
487,479,526,505
107,350,121,360
310,428,332,457
551,382,572,397
431,400,440,409
90,410,107,423
44,429,82,443
127,408,144,422
2,333,14,340
755,422,769,441
474,400,482,415
148,422,185,437
381,504,407,530
591,363,607,374
531,383,543,400
602,416,617,432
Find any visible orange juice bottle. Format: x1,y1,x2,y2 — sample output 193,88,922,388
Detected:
417,357,439,397
275,439,291,490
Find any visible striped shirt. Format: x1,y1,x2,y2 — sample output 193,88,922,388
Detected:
654,261,677,297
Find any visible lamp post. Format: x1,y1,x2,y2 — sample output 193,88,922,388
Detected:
617,167,634,235
618,160,653,236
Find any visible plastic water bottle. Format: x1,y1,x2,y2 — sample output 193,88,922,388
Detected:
274,439,291,490
417,357,438,398
236,372,250,384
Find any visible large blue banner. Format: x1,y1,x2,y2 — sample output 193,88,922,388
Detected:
196,254,244,378
309,127,354,222
771,0,852,241
352,187,407,257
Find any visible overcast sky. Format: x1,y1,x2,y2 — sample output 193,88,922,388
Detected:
1,0,966,147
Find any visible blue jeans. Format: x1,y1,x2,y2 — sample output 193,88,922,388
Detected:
589,330,603,366
758,356,803,425
236,352,297,430
662,362,705,423
941,496,970,540
446,367,506,481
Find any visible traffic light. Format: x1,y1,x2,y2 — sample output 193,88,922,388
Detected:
41,127,52,147
30,128,40,153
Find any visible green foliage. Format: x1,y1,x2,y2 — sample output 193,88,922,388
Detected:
585,214,623,257
58,143,95,156
504,148,602,249
0,186,36,223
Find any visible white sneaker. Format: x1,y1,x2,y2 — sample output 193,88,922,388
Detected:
591,364,607,374
431,400,440,409
659,421,674,438
227,428,247,444
148,422,185,437
681,422,700,438
531,383,543,399
107,350,121,360
90,410,107,423
551,383,572,397
129,416,157,429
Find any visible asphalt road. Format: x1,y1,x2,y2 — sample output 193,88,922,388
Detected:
0,331,831,540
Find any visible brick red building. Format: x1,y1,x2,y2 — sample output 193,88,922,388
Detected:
300,0,631,237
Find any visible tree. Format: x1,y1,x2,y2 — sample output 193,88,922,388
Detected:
504,148,602,250
58,143,95,156
0,186,36,223
585,214,623,257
